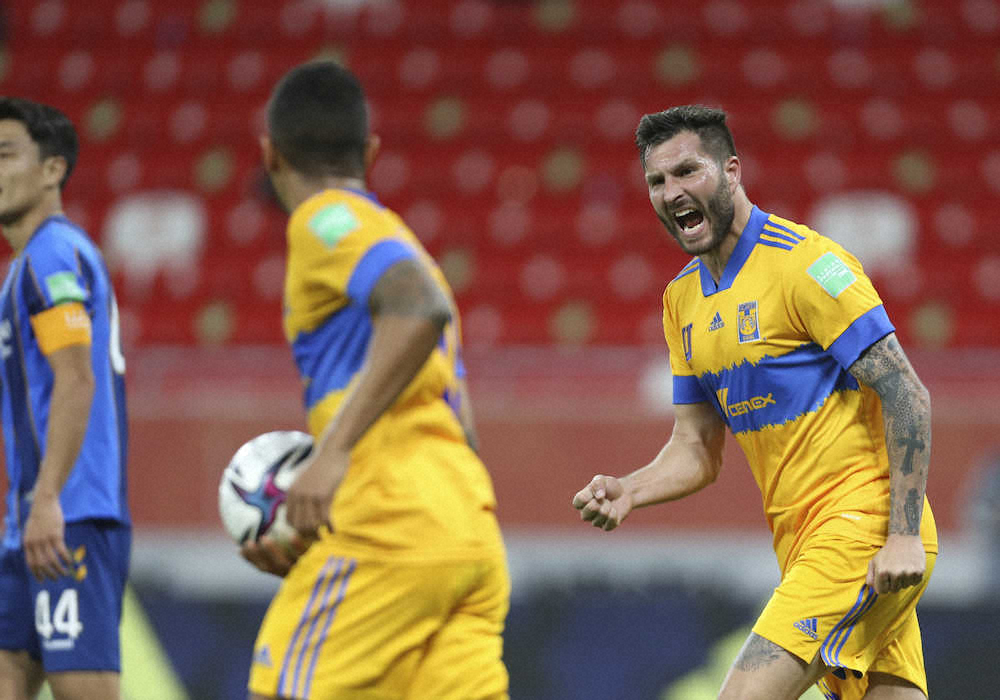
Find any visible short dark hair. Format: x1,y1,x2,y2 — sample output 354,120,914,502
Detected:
0,98,78,189
635,105,737,170
267,61,368,178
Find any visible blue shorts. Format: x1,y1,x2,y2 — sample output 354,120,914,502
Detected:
0,519,130,672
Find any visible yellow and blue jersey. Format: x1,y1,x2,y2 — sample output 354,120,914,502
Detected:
663,206,936,570
0,216,129,549
283,188,501,560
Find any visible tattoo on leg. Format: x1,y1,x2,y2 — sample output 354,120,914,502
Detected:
897,428,925,477
904,488,921,534
735,634,785,672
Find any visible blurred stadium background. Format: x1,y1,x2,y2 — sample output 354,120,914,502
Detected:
1,0,999,697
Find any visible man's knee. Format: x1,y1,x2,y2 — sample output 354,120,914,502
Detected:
46,670,119,700
0,649,44,700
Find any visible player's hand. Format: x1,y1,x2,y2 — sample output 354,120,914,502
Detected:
22,493,72,581
572,475,633,531
241,534,312,577
866,533,926,594
285,449,347,538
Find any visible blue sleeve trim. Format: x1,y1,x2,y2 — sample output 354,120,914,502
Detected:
346,240,418,305
827,305,895,370
673,374,710,404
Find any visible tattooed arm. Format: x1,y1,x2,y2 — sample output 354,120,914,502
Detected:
848,332,931,594
284,258,452,536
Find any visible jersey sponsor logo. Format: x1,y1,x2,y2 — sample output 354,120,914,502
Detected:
737,301,760,343
682,323,693,361
794,617,819,640
309,203,360,247
44,271,86,305
807,252,857,298
715,387,777,417
708,312,724,332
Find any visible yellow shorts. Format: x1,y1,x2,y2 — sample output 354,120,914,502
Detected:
752,535,936,699
248,543,510,700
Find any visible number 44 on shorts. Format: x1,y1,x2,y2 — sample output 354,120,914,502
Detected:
35,589,83,649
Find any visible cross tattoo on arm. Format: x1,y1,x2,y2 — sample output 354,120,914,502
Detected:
897,427,925,477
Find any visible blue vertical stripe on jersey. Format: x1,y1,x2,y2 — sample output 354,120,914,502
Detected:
346,239,418,306
821,585,877,666
826,305,895,370
831,590,878,665
764,220,806,240
759,228,801,246
294,305,372,409
279,557,343,697
757,239,795,251
302,558,356,699
291,558,349,699
698,342,860,433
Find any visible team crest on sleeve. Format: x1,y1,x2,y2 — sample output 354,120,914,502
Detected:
737,301,761,343
682,323,693,361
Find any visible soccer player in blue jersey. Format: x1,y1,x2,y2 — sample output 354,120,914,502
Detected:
573,106,935,700
0,99,129,700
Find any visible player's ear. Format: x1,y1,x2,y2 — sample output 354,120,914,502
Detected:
41,155,67,190
260,135,280,173
724,155,741,194
364,134,380,174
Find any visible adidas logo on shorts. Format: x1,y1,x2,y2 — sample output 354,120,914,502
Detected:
794,617,819,640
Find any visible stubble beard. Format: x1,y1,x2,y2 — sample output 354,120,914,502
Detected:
659,178,736,256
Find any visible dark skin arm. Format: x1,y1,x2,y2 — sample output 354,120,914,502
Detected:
243,258,451,574
848,332,931,594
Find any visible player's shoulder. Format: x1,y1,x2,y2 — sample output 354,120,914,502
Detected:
288,188,405,250
664,257,701,298
24,216,98,266
760,212,852,268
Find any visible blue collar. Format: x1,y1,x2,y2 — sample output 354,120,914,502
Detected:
341,187,381,207
699,205,768,296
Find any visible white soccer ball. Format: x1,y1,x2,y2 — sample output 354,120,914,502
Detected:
218,430,314,546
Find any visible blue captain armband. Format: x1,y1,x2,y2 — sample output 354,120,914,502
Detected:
827,305,895,370
673,374,710,404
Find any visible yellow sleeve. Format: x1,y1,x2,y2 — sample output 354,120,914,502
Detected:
30,302,92,355
663,288,709,404
786,238,894,369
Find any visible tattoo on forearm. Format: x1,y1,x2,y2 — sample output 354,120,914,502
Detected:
370,259,452,321
849,334,930,537
904,488,921,534
897,427,925,477
735,635,784,672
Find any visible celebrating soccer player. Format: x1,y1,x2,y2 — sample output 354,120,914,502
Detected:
241,62,510,699
573,106,936,700
0,99,130,700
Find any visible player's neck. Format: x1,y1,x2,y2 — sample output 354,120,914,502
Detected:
282,173,368,213
2,195,62,255
698,192,753,283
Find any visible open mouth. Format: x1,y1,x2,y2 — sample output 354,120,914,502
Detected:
673,207,705,235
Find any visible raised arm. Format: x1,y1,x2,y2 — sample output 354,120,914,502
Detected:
848,332,931,593
572,400,726,530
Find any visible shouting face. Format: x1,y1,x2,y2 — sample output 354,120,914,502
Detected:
643,130,736,256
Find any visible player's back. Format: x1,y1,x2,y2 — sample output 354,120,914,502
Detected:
0,215,129,549
283,188,502,561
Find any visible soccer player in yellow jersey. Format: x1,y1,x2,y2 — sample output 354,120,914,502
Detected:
240,61,509,700
573,106,936,700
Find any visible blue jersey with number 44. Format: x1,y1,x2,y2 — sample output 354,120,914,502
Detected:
0,216,129,549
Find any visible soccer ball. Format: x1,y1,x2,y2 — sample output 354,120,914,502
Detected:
218,430,314,546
